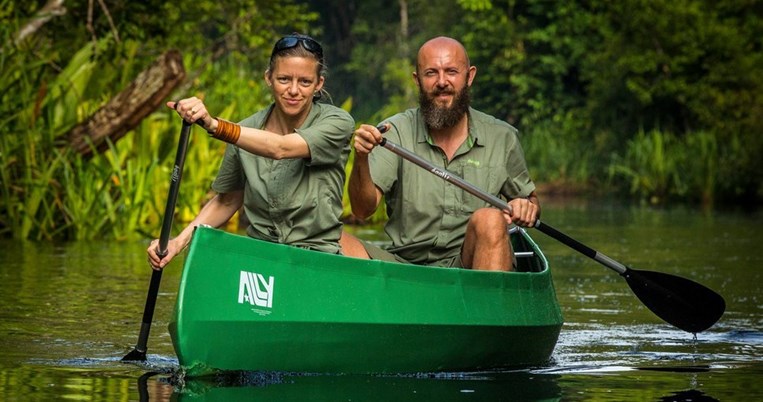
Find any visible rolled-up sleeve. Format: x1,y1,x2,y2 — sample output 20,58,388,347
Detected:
211,144,245,193
296,106,354,166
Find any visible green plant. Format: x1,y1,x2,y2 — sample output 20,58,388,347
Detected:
608,129,687,204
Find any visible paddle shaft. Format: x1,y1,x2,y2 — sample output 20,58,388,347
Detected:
127,120,193,358
380,135,627,276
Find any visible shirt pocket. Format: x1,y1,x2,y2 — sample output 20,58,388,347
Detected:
459,164,499,214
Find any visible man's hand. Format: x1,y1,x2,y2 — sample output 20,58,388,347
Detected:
506,196,540,227
352,123,387,157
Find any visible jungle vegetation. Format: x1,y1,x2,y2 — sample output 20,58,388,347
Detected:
1,0,761,240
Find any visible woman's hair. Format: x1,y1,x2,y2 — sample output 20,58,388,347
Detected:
267,33,331,103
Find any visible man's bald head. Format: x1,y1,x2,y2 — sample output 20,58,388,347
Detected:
417,36,471,72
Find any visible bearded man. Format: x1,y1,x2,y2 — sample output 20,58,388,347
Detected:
341,36,540,271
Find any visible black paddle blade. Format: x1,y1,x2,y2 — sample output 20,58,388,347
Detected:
122,348,147,362
622,268,725,333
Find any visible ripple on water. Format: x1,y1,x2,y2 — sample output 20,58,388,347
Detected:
550,321,762,371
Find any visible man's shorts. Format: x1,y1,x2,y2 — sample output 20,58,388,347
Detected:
359,239,464,268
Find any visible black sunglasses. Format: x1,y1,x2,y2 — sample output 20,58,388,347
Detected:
271,35,324,64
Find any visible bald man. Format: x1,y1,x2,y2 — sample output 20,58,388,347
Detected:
342,36,540,271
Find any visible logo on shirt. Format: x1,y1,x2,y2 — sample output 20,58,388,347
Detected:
238,270,274,311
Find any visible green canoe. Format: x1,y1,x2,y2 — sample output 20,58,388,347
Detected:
169,225,563,377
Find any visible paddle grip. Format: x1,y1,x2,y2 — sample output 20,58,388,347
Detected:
174,101,211,131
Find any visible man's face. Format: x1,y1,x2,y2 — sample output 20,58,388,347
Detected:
414,42,475,130
417,74,471,130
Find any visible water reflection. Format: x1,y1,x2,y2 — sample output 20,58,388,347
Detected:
161,370,563,402
1,201,762,400
658,389,719,401
128,368,730,402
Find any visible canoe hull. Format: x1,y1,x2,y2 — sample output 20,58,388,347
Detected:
169,226,562,376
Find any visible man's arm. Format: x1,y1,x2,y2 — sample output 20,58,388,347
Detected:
348,153,383,219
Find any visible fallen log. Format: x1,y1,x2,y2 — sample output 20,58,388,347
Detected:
67,49,185,157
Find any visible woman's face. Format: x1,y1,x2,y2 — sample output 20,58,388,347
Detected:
265,56,324,118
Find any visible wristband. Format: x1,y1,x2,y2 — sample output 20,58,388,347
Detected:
210,118,241,144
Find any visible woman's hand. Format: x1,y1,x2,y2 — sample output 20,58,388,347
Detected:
146,237,183,270
167,97,216,131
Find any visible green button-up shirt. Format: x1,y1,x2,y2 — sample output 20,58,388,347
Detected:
211,103,354,254
369,107,535,266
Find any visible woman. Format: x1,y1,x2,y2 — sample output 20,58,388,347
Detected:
148,33,355,270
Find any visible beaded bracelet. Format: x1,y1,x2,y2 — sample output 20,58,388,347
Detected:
210,118,241,144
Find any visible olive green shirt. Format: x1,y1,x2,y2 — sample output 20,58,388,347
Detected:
369,107,535,266
211,103,354,254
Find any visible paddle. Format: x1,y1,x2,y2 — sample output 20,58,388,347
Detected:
374,125,725,333
123,119,193,361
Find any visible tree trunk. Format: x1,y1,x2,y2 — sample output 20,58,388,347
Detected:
398,0,409,57
67,50,186,157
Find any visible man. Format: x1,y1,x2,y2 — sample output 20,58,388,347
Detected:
341,36,539,271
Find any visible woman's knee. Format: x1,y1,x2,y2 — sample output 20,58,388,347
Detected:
339,231,370,259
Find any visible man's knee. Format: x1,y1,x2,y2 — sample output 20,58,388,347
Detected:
469,208,508,236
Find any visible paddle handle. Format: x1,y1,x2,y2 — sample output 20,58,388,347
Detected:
378,134,628,275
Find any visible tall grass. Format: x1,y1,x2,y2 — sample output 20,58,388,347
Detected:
608,130,683,204
0,30,743,240
0,32,230,240
1,109,232,241
60,142,130,241
523,115,727,208
684,131,717,207
521,111,606,192
608,129,721,206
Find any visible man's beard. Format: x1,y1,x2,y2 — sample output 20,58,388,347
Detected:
419,84,471,130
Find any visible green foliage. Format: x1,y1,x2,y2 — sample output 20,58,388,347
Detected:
456,1,591,128
0,0,320,240
521,111,600,187
338,0,762,206
581,0,763,140
608,130,687,204
457,0,494,11
608,129,729,206
60,141,136,241
2,0,762,241
370,57,418,123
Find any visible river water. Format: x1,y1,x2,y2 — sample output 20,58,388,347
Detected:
1,199,761,401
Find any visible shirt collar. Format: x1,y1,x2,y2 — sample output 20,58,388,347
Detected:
262,102,320,130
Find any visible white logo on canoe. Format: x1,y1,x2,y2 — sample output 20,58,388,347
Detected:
238,271,274,308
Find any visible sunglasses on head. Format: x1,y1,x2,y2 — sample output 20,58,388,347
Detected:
271,35,324,63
